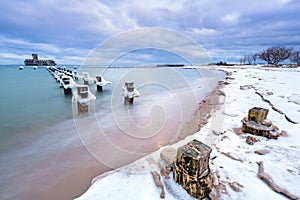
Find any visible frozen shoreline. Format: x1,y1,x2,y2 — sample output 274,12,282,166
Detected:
76,65,300,200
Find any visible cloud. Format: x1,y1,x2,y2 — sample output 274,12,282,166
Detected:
278,0,293,4
0,0,300,64
109,49,191,67
0,0,137,45
189,28,217,37
222,12,240,24
82,28,211,67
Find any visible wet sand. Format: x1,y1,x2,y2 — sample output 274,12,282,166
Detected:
0,120,110,200
176,80,225,142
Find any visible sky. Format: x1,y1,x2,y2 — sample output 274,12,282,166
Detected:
0,0,299,65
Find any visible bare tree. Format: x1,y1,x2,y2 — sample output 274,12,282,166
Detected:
240,54,258,65
247,55,253,64
290,51,300,64
259,47,292,65
252,53,258,64
240,56,246,64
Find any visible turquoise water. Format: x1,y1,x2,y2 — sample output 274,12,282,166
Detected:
0,66,72,140
0,65,223,152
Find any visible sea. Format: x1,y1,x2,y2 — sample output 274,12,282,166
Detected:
0,65,224,200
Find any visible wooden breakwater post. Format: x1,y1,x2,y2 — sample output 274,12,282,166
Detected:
95,75,112,92
77,85,89,113
242,107,275,138
247,107,269,124
122,82,139,105
173,139,212,199
73,70,79,81
72,85,96,114
82,72,90,85
95,75,103,91
62,76,72,95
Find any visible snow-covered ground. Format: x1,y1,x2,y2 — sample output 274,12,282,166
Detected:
75,66,300,200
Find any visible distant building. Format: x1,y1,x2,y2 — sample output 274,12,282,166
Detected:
24,54,56,66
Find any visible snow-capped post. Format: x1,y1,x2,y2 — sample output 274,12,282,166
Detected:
82,72,90,85
241,107,281,139
61,76,73,95
173,139,212,199
122,82,140,105
73,70,79,81
77,85,88,113
95,75,112,92
95,75,103,92
73,85,96,114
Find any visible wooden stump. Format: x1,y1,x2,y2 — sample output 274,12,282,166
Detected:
248,107,269,123
96,76,103,92
83,80,89,85
242,107,273,138
64,88,72,95
173,140,212,199
77,86,88,98
124,97,134,105
97,85,103,92
242,120,271,138
77,102,88,113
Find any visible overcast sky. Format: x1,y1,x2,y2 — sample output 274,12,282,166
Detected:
0,0,299,65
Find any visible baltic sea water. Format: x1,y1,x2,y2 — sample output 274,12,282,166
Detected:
0,65,223,200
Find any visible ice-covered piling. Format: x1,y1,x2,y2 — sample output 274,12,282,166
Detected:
95,75,112,92
61,76,75,95
122,82,140,105
95,76,103,91
77,86,89,113
47,66,78,90
82,72,92,85
72,85,96,114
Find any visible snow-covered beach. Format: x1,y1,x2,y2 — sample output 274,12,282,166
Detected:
76,65,300,200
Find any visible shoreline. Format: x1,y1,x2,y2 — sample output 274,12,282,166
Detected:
75,69,227,199
175,76,225,143
76,65,300,200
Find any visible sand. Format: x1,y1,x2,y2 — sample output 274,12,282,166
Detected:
176,78,225,142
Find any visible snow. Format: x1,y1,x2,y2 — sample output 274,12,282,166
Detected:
75,66,300,200
77,158,198,200
72,84,96,104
